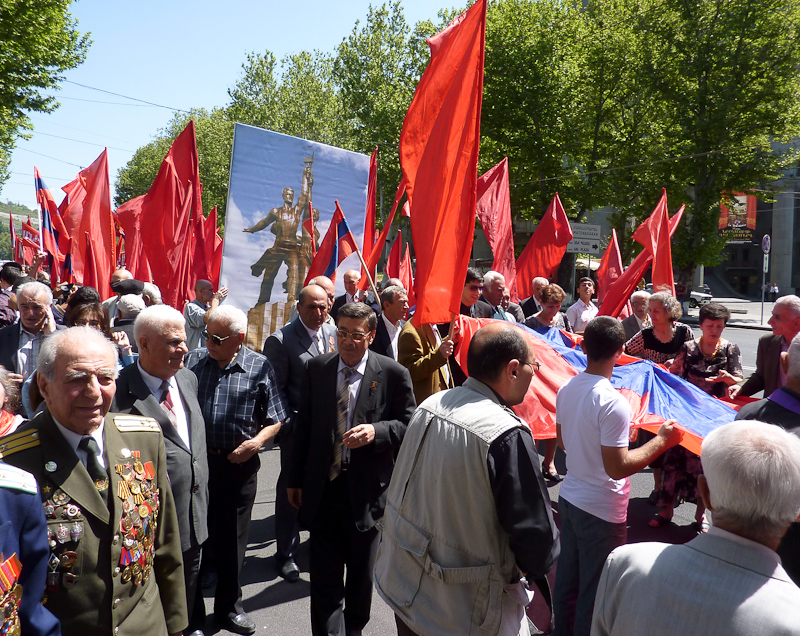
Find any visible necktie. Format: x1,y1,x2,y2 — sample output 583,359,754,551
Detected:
159,380,177,428
314,332,324,355
78,436,109,504
329,367,355,481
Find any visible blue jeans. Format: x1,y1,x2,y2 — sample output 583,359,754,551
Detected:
553,496,627,636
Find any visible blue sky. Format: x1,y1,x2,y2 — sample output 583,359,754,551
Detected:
4,0,448,211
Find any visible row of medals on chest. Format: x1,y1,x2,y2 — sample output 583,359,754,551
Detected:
43,455,159,591
0,553,22,636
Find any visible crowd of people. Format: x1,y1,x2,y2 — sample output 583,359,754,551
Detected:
0,258,799,636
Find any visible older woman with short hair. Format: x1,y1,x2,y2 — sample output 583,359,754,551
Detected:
649,303,744,531
524,284,572,333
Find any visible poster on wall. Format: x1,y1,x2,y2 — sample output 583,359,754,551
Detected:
220,124,370,346
718,192,757,244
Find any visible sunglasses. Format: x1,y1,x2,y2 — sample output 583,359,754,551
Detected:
468,284,484,292
336,329,369,342
203,330,235,346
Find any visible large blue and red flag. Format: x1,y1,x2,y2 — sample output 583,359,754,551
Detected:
304,201,358,285
453,316,738,455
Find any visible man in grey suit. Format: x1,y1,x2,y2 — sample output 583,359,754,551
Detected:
620,290,650,342
113,305,209,636
592,420,800,636
263,284,337,583
731,294,800,399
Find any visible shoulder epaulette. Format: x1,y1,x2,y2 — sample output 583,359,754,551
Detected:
113,415,161,432
0,429,41,459
0,462,39,494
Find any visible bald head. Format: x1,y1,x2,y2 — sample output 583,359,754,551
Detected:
343,270,361,296
310,276,335,308
110,268,133,284
467,323,534,405
298,284,329,330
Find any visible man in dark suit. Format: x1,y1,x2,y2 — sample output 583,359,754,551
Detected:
473,271,513,320
113,305,209,636
621,290,651,342
288,302,415,636
732,295,800,399
330,270,365,323
263,284,338,583
520,276,549,319
0,281,60,379
369,285,408,360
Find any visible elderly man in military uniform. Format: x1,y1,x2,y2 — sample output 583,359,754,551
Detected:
0,327,187,636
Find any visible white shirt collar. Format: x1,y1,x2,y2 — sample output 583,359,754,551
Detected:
299,316,322,341
382,313,401,337
137,361,172,398
338,350,369,376
53,417,106,467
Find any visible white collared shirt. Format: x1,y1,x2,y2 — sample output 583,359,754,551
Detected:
381,314,404,360
566,298,599,333
53,418,106,469
300,317,325,355
138,362,191,449
338,351,369,465
634,313,651,330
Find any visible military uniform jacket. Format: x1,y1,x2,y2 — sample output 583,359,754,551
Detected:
0,410,187,636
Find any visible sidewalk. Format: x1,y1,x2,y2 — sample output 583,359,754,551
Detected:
682,297,774,331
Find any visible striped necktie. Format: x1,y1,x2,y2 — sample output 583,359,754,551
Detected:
329,367,355,480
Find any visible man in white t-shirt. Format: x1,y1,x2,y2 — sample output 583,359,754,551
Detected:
566,277,599,333
553,316,681,636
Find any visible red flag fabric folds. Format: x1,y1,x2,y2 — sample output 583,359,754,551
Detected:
476,157,517,301
632,189,675,296
386,230,402,279
116,196,152,284
362,147,378,269
596,229,630,319
402,0,486,325
399,243,416,309
515,193,573,299
357,182,405,292
304,201,358,285
600,207,684,318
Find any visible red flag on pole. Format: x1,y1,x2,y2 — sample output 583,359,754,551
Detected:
203,205,219,281
8,214,18,264
82,231,101,292
35,167,70,268
116,196,152,284
515,193,573,300
362,147,378,268
632,188,675,296
302,201,317,258
600,206,684,318
402,0,487,325
597,228,623,304
386,230,402,279
357,181,405,292
21,218,39,266
476,157,517,301
399,243,416,308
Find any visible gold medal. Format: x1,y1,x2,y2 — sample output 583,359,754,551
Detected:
121,566,131,583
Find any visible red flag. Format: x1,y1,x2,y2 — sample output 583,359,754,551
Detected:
597,228,623,304
140,121,203,309
302,201,317,257
515,193,573,299
362,147,378,267
116,196,152,283
204,206,219,279
399,243,416,308
61,237,75,284
21,218,39,265
632,188,675,296
386,230,402,279
304,201,359,285
8,214,18,264
357,181,405,292
401,201,411,218
476,157,517,301
35,167,70,270
211,223,223,289
82,232,101,292
58,150,116,298
600,206,684,318
402,0,486,325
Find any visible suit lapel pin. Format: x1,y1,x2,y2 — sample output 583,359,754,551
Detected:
45,461,57,472
121,448,132,458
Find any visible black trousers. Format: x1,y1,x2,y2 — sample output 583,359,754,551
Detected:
206,452,260,618
309,474,379,636
275,432,300,564
183,542,206,630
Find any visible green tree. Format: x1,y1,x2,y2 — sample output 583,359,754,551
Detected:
0,0,90,191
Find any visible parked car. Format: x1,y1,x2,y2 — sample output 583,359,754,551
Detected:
644,283,712,308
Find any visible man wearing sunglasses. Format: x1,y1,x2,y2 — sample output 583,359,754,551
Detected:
288,302,415,636
185,306,286,635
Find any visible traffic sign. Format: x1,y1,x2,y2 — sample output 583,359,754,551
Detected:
569,223,601,240
566,238,601,255
763,253,769,273
762,234,771,254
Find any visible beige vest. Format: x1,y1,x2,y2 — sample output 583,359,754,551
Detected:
375,379,530,636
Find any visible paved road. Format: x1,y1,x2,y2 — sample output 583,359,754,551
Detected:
198,318,771,634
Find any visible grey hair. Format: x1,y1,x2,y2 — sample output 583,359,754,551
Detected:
483,270,505,290
380,285,406,309
532,276,549,287
208,305,247,335
787,333,800,383
776,294,800,318
38,327,119,382
133,305,186,347
702,420,800,542
17,281,53,306
630,290,651,303
649,291,682,321
117,294,146,319
141,282,162,304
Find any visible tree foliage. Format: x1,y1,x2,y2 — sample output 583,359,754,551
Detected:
0,0,90,190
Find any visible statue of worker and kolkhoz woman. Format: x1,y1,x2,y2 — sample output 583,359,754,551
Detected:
244,156,320,307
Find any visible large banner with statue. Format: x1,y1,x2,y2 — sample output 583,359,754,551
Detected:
220,124,370,347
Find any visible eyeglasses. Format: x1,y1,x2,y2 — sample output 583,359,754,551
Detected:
203,330,235,346
467,284,484,292
336,329,369,342
522,361,540,373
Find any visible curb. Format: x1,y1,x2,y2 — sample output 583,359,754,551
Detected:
682,316,771,332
